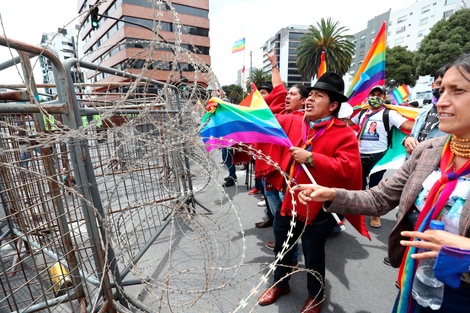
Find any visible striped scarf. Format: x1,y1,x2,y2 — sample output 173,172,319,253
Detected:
393,135,470,312
288,118,335,185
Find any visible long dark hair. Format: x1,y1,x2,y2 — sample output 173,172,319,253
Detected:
450,53,470,83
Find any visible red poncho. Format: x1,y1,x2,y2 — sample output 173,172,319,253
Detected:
278,115,370,239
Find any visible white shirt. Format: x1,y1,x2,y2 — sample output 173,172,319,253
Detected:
415,169,470,235
352,108,408,154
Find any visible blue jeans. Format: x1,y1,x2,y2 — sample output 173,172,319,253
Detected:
221,148,236,180
272,212,330,298
264,187,283,218
263,184,299,262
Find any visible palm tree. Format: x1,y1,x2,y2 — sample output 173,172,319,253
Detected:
297,17,355,80
247,68,270,90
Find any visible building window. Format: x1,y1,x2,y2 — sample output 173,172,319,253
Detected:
419,17,428,25
422,5,431,14
395,37,405,45
397,15,407,23
443,9,454,18
396,26,406,34
416,42,421,49
418,30,427,38
360,35,366,40
445,0,456,4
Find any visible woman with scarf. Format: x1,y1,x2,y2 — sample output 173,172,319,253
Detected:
296,54,470,313
257,72,370,313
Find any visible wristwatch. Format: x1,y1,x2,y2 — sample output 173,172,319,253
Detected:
401,135,410,147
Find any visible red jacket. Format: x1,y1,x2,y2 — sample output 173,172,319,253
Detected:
279,115,370,239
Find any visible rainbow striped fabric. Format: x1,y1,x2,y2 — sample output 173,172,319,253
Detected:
346,21,386,106
317,50,327,78
231,37,245,53
391,84,411,105
200,90,292,152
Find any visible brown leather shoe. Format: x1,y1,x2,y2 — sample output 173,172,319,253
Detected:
255,217,273,228
258,285,290,306
300,296,324,313
370,216,381,228
265,241,275,250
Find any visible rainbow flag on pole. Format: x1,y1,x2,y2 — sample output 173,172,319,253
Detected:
200,90,292,152
317,50,327,78
231,37,245,53
391,84,411,105
347,21,386,107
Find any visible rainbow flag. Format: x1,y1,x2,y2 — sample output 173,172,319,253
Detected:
391,89,404,105
391,84,411,105
347,21,386,106
370,104,420,176
200,90,293,152
317,50,326,78
231,37,245,53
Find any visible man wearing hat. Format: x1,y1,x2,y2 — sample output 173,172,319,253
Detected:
258,82,273,97
258,72,370,313
350,85,414,228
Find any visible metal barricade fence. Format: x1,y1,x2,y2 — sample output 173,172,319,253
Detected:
0,36,204,312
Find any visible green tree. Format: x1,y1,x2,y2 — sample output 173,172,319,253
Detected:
415,8,470,76
297,17,355,79
386,46,418,87
221,84,244,103
246,68,270,90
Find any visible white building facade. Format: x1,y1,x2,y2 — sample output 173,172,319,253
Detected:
387,0,466,51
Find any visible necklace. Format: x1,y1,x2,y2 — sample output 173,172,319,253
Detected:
450,135,470,158
452,135,470,142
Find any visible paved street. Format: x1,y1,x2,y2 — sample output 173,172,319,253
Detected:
181,164,401,313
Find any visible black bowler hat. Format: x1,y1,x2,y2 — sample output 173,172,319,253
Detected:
308,71,348,103
258,82,273,93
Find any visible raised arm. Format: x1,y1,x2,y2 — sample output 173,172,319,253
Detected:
266,49,283,88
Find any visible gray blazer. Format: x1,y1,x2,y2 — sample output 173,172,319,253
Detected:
325,136,470,268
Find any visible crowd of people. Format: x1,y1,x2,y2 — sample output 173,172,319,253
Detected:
213,50,470,312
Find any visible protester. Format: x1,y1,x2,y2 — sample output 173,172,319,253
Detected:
384,65,450,267
295,53,470,313
253,82,275,228
402,65,449,158
257,72,370,313
254,49,308,251
350,85,414,228
221,147,237,187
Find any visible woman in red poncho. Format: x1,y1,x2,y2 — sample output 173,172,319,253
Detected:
258,72,370,313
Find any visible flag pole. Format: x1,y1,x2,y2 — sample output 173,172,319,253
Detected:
243,47,246,97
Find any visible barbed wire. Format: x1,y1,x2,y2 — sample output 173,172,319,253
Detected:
0,1,322,312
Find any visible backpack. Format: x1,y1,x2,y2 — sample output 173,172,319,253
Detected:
358,108,393,148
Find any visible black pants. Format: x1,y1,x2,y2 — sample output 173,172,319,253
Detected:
360,151,386,190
